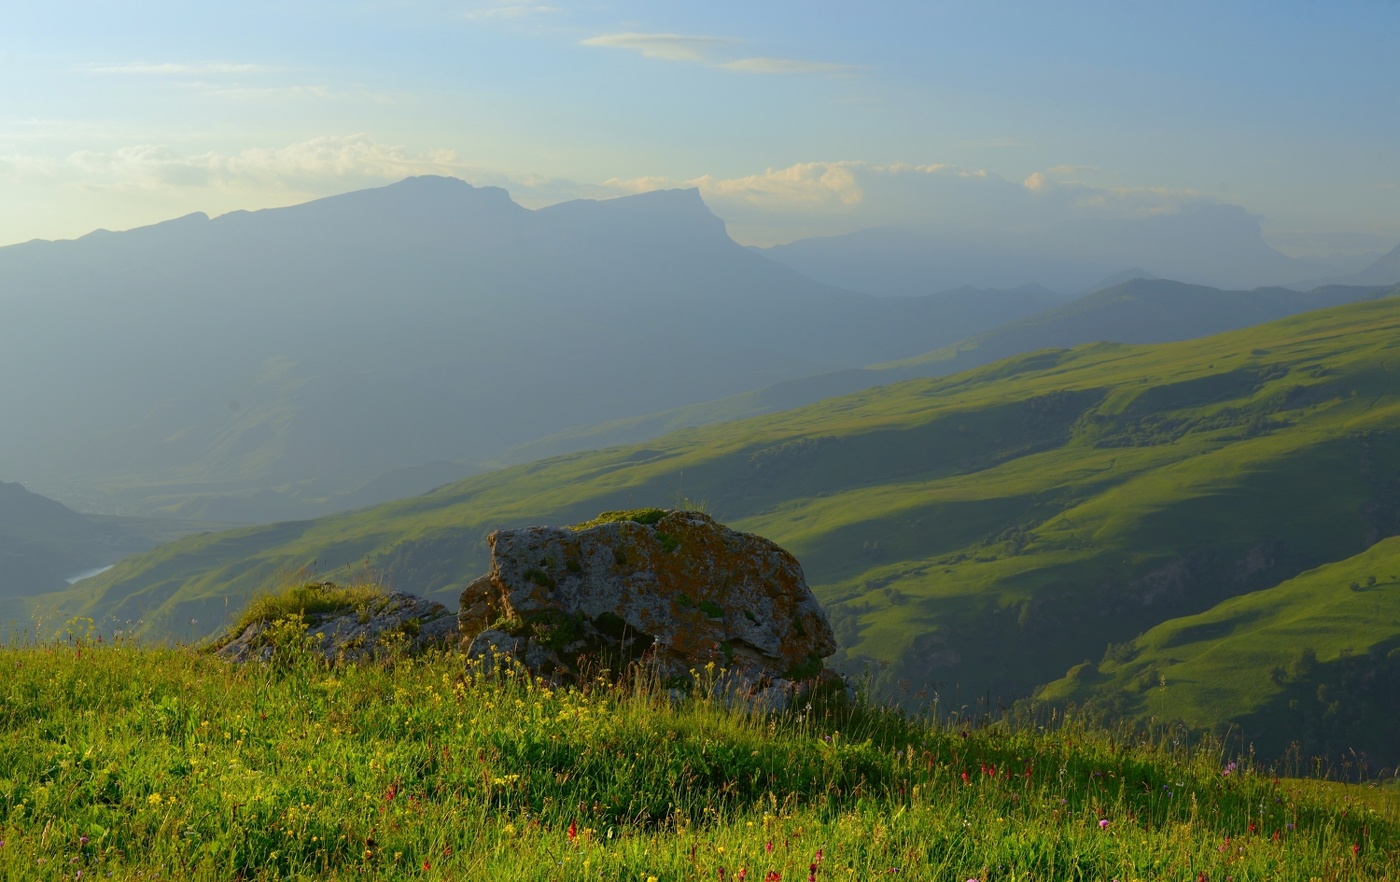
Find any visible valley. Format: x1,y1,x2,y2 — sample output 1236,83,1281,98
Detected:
32,287,1400,766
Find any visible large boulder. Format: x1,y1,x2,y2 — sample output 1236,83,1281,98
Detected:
458,510,838,699
217,586,457,663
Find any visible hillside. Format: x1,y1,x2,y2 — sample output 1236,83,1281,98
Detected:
0,176,1062,523
1037,536,1400,769
0,482,227,632
489,279,1390,467
3,637,1394,879
0,481,107,601
38,293,1400,762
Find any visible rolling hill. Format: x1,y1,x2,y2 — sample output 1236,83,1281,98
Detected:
36,291,1400,763
487,278,1391,467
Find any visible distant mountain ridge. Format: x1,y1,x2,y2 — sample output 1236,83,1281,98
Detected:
762,204,1353,296
0,177,1064,522
484,278,1391,466
1287,240,1400,289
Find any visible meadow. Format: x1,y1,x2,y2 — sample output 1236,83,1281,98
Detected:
1,617,1395,881
37,294,1400,768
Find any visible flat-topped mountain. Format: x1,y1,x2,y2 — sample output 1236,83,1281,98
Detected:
0,176,1063,522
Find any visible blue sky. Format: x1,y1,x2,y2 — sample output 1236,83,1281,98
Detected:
2,0,1397,252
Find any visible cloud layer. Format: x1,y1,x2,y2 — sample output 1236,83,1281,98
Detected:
580,32,857,75
602,161,1209,244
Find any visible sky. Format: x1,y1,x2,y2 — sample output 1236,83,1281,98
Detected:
2,0,1398,253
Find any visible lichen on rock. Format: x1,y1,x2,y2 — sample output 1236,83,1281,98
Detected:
459,510,840,705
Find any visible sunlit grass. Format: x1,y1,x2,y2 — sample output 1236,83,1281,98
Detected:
0,633,1395,880
228,577,390,637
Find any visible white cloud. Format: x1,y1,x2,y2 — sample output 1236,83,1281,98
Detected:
462,1,560,21
718,57,859,75
580,32,853,75
191,84,337,101
579,33,733,63
1,135,474,194
87,62,280,76
592,161,1212,245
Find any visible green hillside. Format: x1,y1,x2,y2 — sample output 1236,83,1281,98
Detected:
4,635,1395,879
487,279,1389,468
1037,535,1400,770
34,292,1400,762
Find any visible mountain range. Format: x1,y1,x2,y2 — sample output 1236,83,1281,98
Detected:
0,177,1069,522
760,203,1399,297
488,278,1392,466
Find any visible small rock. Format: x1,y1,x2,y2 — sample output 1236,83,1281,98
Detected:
217,589,457,663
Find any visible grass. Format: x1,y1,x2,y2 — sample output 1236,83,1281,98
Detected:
31,293,1400,766
227,578,391,637
568,508,670,531
0,631,1396,881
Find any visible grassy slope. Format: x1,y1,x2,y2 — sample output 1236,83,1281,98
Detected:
485,280,1389,468
1038,536,1400,768
33,294,1400,760
0,638,1395,880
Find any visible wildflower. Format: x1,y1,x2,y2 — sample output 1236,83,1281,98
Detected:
568,820,578,843
766,841,774,853
1099,819,1110,830
738,870,748,881
765,873,781,882
1352,843,1361,855
423,860,431,870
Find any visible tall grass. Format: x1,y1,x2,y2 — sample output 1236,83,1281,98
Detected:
0,629,1394,880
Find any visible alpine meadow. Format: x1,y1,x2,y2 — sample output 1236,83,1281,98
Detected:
5,2,1400,878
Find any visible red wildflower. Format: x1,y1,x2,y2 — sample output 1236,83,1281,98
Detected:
567,820,578,843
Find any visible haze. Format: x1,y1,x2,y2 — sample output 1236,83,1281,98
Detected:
3,1,1398,257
